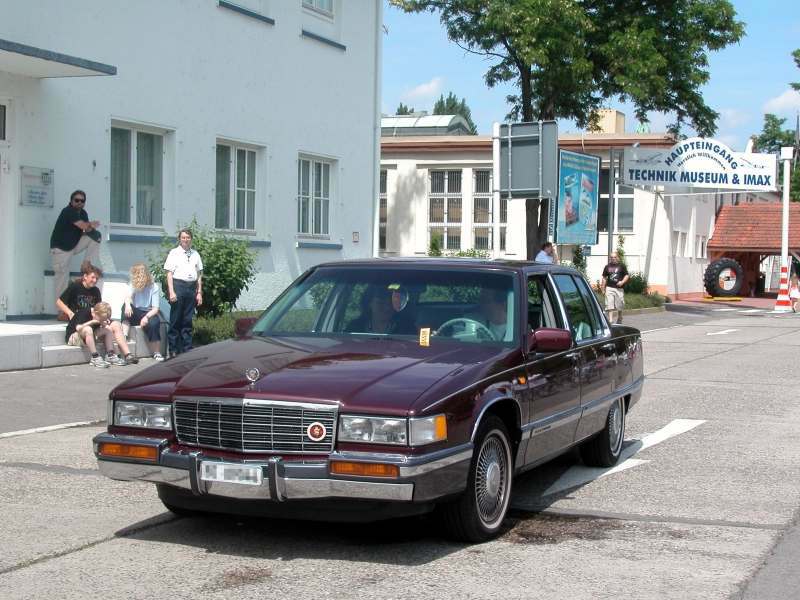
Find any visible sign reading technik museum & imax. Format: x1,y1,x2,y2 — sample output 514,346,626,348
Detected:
623,137,778,192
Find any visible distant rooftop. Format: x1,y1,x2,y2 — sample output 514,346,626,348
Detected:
381,114,473,137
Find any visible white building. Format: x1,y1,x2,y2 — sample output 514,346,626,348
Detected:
379,112,772,299
0,0,381,319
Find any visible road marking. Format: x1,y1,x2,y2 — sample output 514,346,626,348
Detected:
0,420,104,440
738,309,765,314
542,418,706,496
706,329,738,336
713,308,738,312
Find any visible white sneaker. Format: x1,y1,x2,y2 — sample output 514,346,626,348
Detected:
153,352,165,362
90,355,110,368
106,353,127,366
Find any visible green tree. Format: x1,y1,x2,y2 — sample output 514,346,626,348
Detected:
396,102,415,115
433,91,478,133
791,49,800,92
754,114,800,201
390,0,744,257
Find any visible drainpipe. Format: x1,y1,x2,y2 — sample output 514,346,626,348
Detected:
371,2,383,258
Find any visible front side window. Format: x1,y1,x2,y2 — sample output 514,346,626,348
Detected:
298,157,331,235
429,170,462,251
254,267,518,346
110,126,163,226
553,274,600,342
216,144,257,231
527,275,563,331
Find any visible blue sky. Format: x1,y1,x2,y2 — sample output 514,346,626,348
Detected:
382,0,800,150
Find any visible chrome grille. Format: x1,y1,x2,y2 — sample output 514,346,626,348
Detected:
174,398,337,454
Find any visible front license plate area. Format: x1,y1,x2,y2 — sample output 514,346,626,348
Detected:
200,462,263,486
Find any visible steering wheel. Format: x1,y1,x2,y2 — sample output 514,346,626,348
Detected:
435,318,496,341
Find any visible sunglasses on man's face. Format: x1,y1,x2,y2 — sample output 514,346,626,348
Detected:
73,198,86,204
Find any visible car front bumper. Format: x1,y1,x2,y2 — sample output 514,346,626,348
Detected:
93,433,472,504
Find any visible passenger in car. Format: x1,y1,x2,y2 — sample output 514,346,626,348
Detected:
348,285,416,335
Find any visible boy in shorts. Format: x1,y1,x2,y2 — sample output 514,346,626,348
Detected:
66,301,121,368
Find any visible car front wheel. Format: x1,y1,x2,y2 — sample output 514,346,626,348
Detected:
580,396,625,467
441,415,513,543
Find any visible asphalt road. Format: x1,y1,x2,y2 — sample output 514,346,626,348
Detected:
1,308,799,599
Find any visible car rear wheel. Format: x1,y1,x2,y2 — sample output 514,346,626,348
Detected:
441,416,513,543
580,397,625,468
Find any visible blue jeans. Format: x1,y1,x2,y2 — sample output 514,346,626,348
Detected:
168,280,197,355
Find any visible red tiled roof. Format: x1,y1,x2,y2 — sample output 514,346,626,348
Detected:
708,203,800,253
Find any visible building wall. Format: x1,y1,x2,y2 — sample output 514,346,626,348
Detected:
0,0,381,316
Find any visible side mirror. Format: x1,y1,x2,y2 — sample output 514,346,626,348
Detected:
529,328,572,353
234,317,258,338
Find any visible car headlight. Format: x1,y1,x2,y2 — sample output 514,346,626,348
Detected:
338,416,408,445
409,414,447,446
113,401,172,430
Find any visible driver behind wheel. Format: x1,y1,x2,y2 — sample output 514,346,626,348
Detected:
462,288,510,341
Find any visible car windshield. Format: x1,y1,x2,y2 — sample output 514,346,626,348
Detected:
252,266,518,346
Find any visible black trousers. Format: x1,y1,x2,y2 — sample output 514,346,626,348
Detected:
168,279,197,355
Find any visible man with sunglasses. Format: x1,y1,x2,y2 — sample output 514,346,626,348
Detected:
50,189,102,314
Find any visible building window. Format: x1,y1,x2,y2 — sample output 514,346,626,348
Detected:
298,157,331,235
617,196,634,232
110,126,163,226
429,170,462,251
379,169,387,251
473,169,492,251
0,104,6,140
215,144,257,231
303,0,333,15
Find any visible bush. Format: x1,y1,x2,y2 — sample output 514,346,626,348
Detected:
572,245,587,276
626,272,649,295
193,310,262,346
148,220,258,318
447,248,490,258
428,234,443,256
623,293,665,309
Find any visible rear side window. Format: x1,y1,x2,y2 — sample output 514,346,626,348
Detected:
552,274,599,342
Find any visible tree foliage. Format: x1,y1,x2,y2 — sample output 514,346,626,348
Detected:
433,91,478,133
396,102,415,115
148,220,258,318
792,49,800,92
389,0,744,135
754,114,800,202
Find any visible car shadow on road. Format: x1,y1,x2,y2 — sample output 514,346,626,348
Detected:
115,440,638,561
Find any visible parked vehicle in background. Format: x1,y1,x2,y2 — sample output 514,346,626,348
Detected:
94,259,643,542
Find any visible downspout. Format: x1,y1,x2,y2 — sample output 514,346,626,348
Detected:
371,1,383,258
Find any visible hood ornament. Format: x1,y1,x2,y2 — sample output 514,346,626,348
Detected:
245,367,261,384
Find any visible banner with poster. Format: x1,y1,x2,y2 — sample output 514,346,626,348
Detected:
556,150,600,245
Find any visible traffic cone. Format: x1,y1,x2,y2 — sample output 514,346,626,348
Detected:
774,265,793,312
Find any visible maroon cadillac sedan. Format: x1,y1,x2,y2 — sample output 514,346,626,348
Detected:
94,259,643,542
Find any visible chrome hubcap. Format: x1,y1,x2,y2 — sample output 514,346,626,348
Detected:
609,400,624,453
475,434,509,526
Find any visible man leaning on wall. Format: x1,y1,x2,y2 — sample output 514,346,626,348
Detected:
49,189,102,319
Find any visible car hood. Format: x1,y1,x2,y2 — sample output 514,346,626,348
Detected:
111,335,512,415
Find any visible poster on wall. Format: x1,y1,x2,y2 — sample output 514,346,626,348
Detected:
556,150,600,245
20,166,55,207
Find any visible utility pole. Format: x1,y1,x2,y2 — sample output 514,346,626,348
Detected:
607,148,616,261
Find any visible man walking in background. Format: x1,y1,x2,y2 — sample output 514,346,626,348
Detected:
50,190,102,314
601,252,629,324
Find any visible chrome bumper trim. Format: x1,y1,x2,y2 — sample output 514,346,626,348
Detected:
93,434,472,503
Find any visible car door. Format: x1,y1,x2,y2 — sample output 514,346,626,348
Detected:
551,274,615,442
522,274,582,466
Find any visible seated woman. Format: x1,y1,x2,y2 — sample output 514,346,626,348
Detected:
122,263,164,361
348,285,415,335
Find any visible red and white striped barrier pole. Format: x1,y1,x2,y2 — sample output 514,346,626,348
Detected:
774,147,794,313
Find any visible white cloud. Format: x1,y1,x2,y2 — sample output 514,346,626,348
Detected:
716,134,742,151
401,76,444,104
718,108,750,129
763,89,800,115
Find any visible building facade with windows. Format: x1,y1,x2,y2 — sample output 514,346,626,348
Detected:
380,121,744,299
0,0,381,318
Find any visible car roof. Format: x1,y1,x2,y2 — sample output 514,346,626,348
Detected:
314,257,584,276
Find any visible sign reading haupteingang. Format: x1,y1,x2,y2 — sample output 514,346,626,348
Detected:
623,137,778,192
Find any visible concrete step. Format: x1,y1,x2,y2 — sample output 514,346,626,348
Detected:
41,340,138,368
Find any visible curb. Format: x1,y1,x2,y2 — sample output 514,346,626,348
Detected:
622,306,666,316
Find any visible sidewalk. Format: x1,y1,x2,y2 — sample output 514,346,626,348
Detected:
670,295,780,311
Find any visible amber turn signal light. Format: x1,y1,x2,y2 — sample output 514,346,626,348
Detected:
98,442,158,461
330,461,399,478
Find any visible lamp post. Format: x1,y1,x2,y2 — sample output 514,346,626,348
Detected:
607,148,616,261
774,146,794,312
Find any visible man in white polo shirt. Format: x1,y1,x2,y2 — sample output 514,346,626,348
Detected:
163,228,203,356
